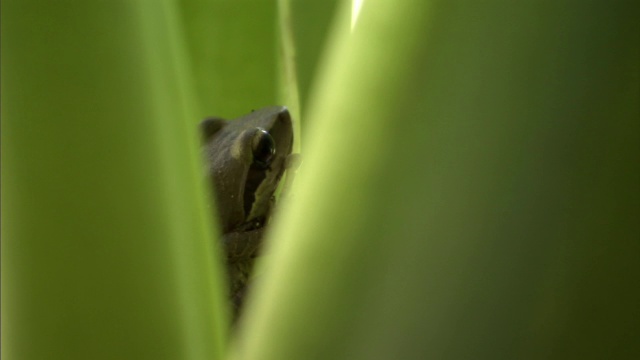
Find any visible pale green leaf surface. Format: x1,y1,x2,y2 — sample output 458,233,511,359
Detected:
232,1,639,359
2,1,227,359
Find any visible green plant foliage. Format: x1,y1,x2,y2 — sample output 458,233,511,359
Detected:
178,0,279,121
2,1,227,359
286,0,341,126
231,1,640,359
3,0,639,359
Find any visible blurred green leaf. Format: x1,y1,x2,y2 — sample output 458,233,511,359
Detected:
2,1,227,359
281,0,341,140
178,0,279,120
232,1,640,359
289,0,340,115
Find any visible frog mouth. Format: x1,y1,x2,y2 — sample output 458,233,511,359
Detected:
243,165,267,219
243,156,285,224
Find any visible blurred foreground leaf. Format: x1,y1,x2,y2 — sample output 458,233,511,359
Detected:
232,1,640,359
2,1,227,359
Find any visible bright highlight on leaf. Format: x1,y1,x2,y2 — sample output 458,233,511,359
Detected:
351,0,365,31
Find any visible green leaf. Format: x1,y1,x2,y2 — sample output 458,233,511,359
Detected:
231,1,640,359
2,1,227,359
178,0,279,120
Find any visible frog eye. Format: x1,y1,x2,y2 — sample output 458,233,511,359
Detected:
251,128,276,168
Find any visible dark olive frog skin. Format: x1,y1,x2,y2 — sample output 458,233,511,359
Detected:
200,106,294,319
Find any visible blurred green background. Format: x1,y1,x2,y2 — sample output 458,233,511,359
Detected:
2,1,638,359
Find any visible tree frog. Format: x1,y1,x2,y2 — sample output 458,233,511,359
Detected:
200,106,296,319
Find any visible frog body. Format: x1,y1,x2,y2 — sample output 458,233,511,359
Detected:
200,106,294,317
